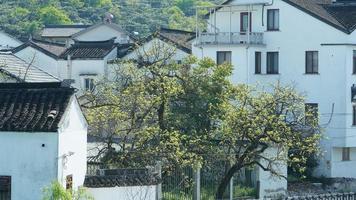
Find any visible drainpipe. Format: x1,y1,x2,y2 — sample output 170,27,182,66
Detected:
67,55,72,79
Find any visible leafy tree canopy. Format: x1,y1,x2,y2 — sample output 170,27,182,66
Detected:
0,0,221,39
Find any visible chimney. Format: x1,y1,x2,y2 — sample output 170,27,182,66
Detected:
103,12,114,24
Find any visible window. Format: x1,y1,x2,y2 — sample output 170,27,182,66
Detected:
267,52,279,74
84,78,95,91
0,176,11,200
267,9,279,31
342,147,350,161
240,12,252,33
306,51,319,74
255,52,261,74
217,51,232,65
353,50,356,74
66,175,73,190
305,103,318,125
353,106,356,125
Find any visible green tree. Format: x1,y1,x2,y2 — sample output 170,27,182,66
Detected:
42,181,93,200
39,6,72,25
213,84,321,198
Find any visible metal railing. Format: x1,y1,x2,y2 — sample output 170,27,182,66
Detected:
197,32,264,45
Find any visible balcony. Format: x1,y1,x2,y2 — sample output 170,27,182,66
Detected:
196,32,264,46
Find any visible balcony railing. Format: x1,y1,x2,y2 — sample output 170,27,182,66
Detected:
197,32,264,45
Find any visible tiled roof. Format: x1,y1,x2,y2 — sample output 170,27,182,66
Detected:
0,82,75,132
84,168,161,188
60,38,117,59
117,43,136,58
12,39,67,59
219,0,356,34
41,24,91,38
156,28,195,54
0,53,60,83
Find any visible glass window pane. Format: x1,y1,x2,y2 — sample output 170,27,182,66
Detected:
274,10,279,29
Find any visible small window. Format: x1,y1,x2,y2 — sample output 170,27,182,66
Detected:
0,176,11,200
217,51,232,65
240,12,252,33
255,52,261,74
84,78,95,91
267,52,279,74
353,50,356,74
342,147,350,161
305,103,318,125
306,51,318,74
66,175,73,190
267,9,279,31
353,106,356,125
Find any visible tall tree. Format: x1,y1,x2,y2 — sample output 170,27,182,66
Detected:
213,84,321,198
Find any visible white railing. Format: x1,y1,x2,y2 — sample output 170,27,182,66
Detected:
197,32,264,45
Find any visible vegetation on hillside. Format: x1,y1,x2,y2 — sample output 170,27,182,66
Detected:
0,0,221,39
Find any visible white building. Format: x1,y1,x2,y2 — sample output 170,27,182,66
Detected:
13,38,119,92
0,82,88,200
0,31,22,50
122,28,195,62
193,0,356,179
41,23,133,47
0,52,60,83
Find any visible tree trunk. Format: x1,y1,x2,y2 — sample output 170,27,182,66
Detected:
216,164,241,200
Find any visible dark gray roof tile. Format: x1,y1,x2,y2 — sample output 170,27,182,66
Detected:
0,82,74,132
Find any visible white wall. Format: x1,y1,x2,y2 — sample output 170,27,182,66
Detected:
57,97,88,189
124,38,189,62
0,132,58,200
193,0,356,178
87,185,157,200
257,147,287,198
74,25,130,44
14,46,62,79
0,32,22,49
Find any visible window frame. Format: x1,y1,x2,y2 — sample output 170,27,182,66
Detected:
255,51,262,74
84,78,95,92
353,50,356,74
342,147,350,161
240,12,252,33
66,175,73,190
266,52,279,74
216,51,232,65
267,9,280,31
353,105,356,126
0,176,11,200
305,51,319,74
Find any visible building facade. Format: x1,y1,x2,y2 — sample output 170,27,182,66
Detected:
193,0,356,178
0,82,87,200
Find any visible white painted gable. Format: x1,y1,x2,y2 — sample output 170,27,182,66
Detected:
0,31,22,49
73,24,131,44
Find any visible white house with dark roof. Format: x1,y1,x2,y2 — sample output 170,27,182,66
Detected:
13,38,119,92
12,39,66,79
41,23,133,47
193,0,356,180
121,28,195,62
0,82,87,200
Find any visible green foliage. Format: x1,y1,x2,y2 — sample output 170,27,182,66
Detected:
42,181,93,200
0,0,219,38
84,42,321,198
39,6,72,25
